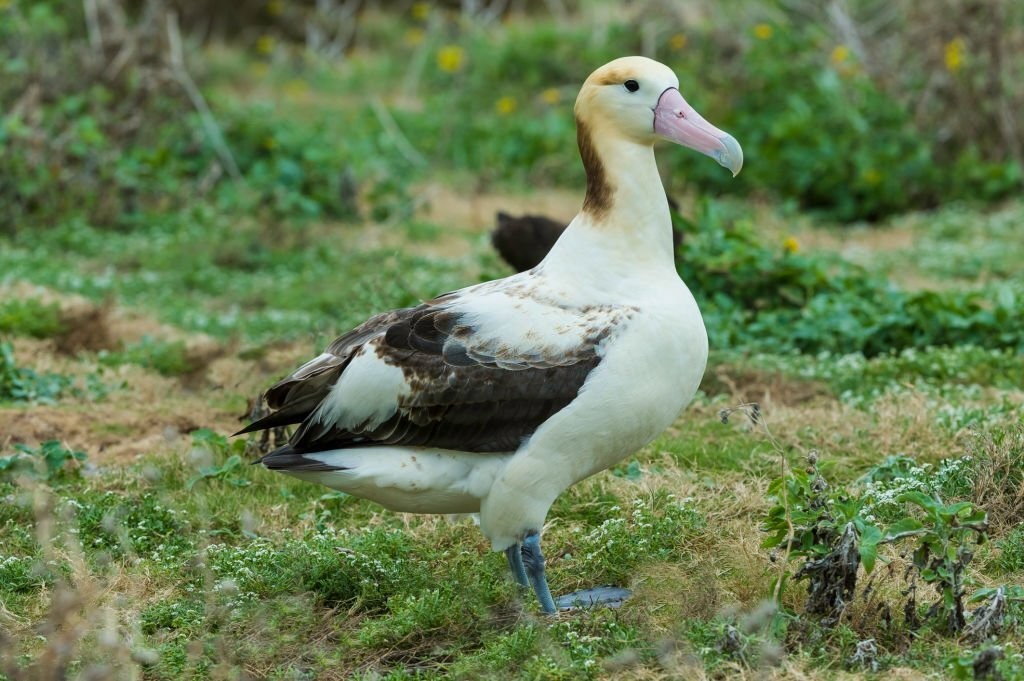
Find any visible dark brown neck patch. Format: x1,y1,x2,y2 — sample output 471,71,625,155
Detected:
576,116,612,219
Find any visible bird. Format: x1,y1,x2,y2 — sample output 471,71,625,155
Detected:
491,194,682,273
490,211,568,273
237,56,742,614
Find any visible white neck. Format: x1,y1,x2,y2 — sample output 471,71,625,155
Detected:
541,132,677,289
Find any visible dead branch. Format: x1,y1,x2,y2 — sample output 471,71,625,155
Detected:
165,10,242,181
370,97,427,168
83,0,102,50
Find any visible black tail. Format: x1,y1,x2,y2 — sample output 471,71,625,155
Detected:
234,395,322,436
257,442,346,472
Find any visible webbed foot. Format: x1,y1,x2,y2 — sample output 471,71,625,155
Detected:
555,586,632,611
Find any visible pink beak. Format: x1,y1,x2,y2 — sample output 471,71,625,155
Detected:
653,87,743,176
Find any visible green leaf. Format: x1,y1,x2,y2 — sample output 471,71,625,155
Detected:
883,517,924,541
939,501,973,519
859,524,882,573
897,491,941,515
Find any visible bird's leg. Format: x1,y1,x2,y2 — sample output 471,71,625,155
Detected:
520,532,556,614
518,533,631,613
505,543,529,589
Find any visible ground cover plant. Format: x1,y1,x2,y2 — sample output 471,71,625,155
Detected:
2,1,1023,679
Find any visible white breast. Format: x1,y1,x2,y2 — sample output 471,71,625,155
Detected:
292,447,514,514
531,281,706,479
479,276,708,550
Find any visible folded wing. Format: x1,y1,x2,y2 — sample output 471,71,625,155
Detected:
241,288,622,459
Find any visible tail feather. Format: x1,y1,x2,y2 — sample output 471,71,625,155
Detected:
258,443,346,472
234,395,322,436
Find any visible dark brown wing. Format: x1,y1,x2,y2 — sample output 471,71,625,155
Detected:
243,301,605,460
236,308,409,434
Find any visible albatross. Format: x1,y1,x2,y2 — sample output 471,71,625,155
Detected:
238,56,742,614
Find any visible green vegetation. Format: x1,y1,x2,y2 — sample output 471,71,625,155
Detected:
763,450,996,633
684,18,1021,221
0,341,70,403
0,440,86,481
994,527,1024,574
676,199,1024,356
864,202,1024,285
3,421,1022,677
2,0,1023,679
98,337,195,377
0,299,63,338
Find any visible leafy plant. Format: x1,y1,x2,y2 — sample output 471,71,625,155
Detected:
764,450,996,635
948,644,1024,681
569,493,705,583
139,598,205,636
0,441,86,481
205,526,430,610
0,341,70,403
186,428,251,489
677,199,1024,356
884,491,988,632
682,18,1021,221
762,452,879,621
965,586,1024,643
186,454,250,490
75,490,190,558
220,102,359,222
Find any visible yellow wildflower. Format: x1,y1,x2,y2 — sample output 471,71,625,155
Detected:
541,88,560,105
831,45,849,65
436,45,465,73
404,28,425,46
411,2,430,21
782,236,800,254
256,35,276,56
284,79,310,101
266,0,283,17
753,23,773,40
862,168,882,185
495,96,517,115
669,33,687,51
945,37,965,74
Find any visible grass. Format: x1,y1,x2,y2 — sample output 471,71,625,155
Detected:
3,376,1022,677
2,6,1024,679
857,201,1024,286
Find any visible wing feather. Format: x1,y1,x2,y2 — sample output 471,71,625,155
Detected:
245,288,622,463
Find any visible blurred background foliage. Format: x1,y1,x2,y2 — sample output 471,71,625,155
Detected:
2,0,1022,231
1,0,1023,355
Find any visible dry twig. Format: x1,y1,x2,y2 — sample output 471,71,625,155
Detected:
165,10,242,181
370,97,427,168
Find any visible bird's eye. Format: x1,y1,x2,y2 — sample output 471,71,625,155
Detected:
624,80,639,93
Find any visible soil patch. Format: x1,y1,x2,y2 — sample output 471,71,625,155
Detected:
701,365,830,409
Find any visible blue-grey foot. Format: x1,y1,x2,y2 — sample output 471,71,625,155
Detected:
520,532,556,614
517,534,632,614
505,543,529,588
555,586,632,611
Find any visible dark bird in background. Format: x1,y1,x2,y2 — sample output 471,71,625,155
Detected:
491,196,682,273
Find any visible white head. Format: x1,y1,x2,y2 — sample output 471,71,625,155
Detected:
574,56,742,176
